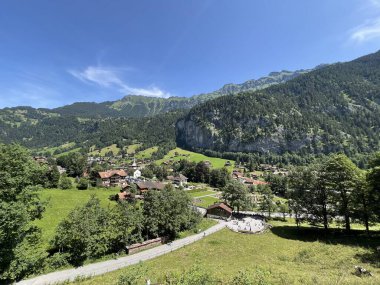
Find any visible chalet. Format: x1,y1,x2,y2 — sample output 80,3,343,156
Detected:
232,171,244,179
97,169,128,187
224,161,232,166
204,160,212,167
239,177,269,186
167,174,188,186
135,181,166,194
206,202,233,220
33,156,48,164
117,190,144,201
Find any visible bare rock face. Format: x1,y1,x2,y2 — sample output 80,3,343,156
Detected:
176,118,215,150
176,115,314,154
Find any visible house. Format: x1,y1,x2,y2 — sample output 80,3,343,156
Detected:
97,169,128,187
224,161,231,166
33,156,48,164
117,190,144,201
206,202,233,220
239,177,269,186
204,160,212,167
135,181,166,194
117,190,129,201
133,169,141,179
232,171,244,179
167,174,188,186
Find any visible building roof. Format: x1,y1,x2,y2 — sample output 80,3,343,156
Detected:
136,181,166,190
252,180,269,185
167,174,188,182
207,202,233,214
98,169,128,179
232,171,244,178
118,191,129,200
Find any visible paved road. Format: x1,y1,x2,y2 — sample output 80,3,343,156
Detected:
17,221,226,285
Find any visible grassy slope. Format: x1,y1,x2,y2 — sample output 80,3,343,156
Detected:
75,221,380,285
194,196,220,208
124,143,142,154
89,144,120,157
187,190,217,197
34,188,118,248
135,146,158,159
156,147,233,170
36,142,79,156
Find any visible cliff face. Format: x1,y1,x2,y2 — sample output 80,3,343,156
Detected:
176,51,380,155
176,115,315,153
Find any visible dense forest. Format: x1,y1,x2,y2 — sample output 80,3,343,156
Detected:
0,110,183,156
177,50,380,162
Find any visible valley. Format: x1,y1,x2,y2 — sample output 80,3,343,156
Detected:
1,51,380,285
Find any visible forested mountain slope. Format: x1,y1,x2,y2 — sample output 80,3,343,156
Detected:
177,51,380,157
0,110,183,152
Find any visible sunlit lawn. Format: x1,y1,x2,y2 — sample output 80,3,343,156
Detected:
74,220,380,285
156,147,233,171
135,146,158,159
34,187,118,248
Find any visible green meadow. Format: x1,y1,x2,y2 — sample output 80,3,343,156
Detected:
156,147,233,170
74,221,380,285
34,187,118,248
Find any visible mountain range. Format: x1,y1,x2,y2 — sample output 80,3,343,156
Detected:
0,51,379,165
177,51,380,158
0,67,314,123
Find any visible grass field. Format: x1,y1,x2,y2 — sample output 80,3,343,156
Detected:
89,144,120,157
124,143,142,154
74,221,380,285
36,142,80,157
194,196,220,208
34,188,118,248
156,147,233,170
135,146,158,159
187,190,217,198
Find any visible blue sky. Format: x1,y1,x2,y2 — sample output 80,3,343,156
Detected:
1,0,380,108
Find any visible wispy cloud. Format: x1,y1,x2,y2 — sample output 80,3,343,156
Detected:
348,0,380,44
69,66,171,98
350,17,380,43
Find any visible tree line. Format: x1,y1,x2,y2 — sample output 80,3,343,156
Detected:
288,153,380,232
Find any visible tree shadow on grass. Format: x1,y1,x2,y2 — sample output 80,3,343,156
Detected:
270,225,380,267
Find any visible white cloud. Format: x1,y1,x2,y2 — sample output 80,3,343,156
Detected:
348,0,380,44
69,66,171,98
350,17,380,43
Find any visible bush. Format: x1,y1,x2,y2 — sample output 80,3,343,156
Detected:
76,178,89,190
59,174,72,189
44,253,70,270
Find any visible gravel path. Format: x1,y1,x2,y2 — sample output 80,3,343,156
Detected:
17,221,226,285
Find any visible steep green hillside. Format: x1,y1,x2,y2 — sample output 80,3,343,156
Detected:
177,51,380,158
1,110,183,154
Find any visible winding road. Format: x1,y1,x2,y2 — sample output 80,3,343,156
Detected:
17,221,226,285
